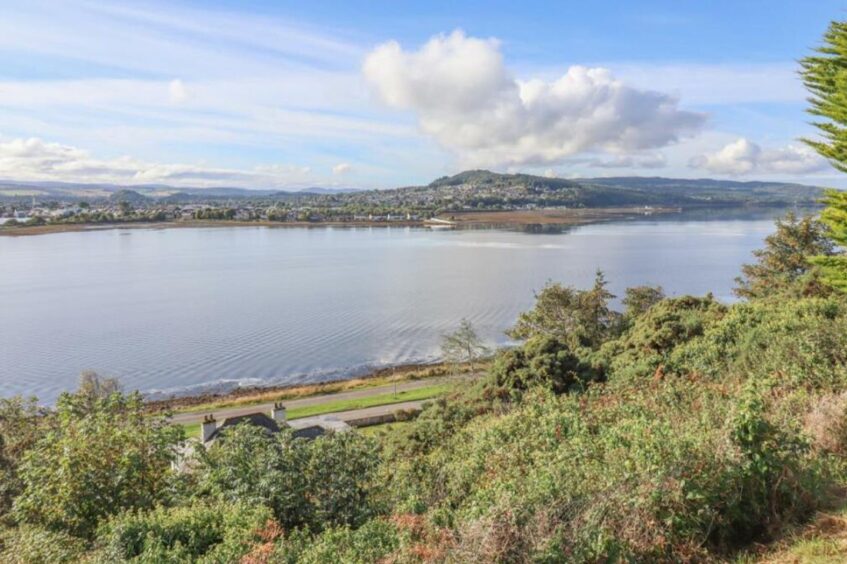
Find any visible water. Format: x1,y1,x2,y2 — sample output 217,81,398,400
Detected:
0,210,792,402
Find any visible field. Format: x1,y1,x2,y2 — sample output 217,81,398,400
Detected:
440,206,679,226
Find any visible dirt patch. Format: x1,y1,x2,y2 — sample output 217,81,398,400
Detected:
440,207,680,226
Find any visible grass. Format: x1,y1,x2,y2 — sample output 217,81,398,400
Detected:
284,383,449,419
178,382,451,439
158,362,486,416
736,500,847,563
358,420,415,438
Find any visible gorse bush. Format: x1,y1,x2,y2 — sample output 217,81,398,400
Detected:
489,335,599,395
270,519,401,564
668,297,847,389
196,423,381,531
95,501,272,563
383,379,833,561
600,294,726,382
0,525,87,564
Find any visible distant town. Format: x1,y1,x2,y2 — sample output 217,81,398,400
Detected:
0,169,825,230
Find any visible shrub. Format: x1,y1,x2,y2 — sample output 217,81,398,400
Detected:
271,519,400,564
383,379,833,561
670,297,847,389
489,336,599,394
602,295,726,381
0,525,87,563
196,424,380,531
95,501,272,563
509,271,618,349
13,391,182,538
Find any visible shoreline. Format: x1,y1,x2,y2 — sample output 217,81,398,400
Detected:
0,206,687,237
143,360,466,416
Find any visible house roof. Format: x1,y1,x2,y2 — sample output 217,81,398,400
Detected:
208,412,280,442
202,410,348,445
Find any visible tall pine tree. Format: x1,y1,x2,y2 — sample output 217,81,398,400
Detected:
801,20,847,290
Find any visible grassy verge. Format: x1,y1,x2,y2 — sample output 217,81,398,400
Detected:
153,362,486,417
358,420,414,438
178,382,450,439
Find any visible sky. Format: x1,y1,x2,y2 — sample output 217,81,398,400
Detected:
0,0,846,189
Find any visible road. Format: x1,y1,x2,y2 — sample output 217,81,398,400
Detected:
169,376,451,425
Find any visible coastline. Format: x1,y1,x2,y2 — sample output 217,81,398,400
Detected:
0,206,682,237
143,360,469,416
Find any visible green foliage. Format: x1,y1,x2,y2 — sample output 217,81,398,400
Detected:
0,397,49,522
192,207,236,220
94,501,271,563
601,295,726,381
801,22,847,291
509,270,618,349
801,20,847,173
13,390,183,538
734,212,835,299
272,518,400,564
441,318,489,376
489,336,599,394
670,297,847,389
622,284,665,319
380,379,833,561
196,424,380,531
812,190,847,291
0,525,87,564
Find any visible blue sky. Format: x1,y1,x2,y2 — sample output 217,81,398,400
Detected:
0,0,845,189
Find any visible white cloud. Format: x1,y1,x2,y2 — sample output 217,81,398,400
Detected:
332,162,352,175
168,79,188,104
689,138,829,175
589,153,667,169
0,137,321,188
363,30,705,168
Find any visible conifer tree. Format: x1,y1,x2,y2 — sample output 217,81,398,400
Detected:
801,20,847,290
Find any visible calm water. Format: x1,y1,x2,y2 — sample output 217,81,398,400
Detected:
0,211,790,402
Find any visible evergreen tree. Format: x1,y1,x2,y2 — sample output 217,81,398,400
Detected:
734,212,834,299
801,20,847,290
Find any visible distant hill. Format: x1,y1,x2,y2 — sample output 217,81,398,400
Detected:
109,189,150,204
298,187,360,195
0,171,826,209
406,170,825,209
584,176,823,202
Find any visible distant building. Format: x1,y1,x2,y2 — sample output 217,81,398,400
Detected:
199,402,351,446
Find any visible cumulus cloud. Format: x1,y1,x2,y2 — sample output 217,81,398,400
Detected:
0,137,317,188
332,162,352,175
363,30,705,168
688,138,829,175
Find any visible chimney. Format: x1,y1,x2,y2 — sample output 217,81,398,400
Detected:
272,402,287,424
201,414,217,443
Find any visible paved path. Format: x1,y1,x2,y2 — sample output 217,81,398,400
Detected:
169,377,451,425
289,400,425,428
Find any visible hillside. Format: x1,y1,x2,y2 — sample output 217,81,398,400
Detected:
586,175,824,203
0,171,826,211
